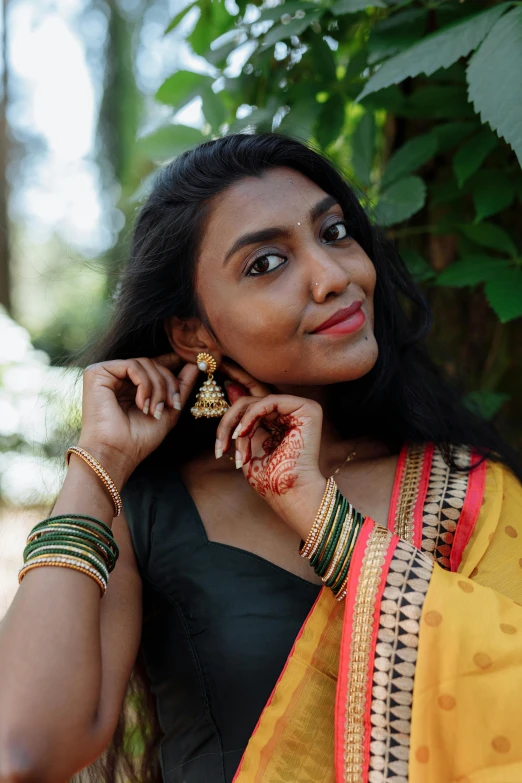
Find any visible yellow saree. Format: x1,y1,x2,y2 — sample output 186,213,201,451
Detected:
233,442,522,783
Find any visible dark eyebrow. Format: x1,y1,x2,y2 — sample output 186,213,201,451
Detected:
222,194,340,266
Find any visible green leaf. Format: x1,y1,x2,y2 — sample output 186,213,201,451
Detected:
437,255,512,287
201,86,227,131
357,4,511,101
136,124,206,160
431,122,476,152
471,171,515,222
401,86,474,119
464,390,510,420
164,0,198,34
458,223,518,258
375,176,426,226
467,6,522,166
430,178,464,207
278,97,322,139
381,133,437,189
351,112,375,187
316,93,346,149
367,9,428,64
331,0,385,15
485,267,522,322
187,0,232,57
260,12,322,49
453,128,497,187
401,250,435,283
156,71,212,110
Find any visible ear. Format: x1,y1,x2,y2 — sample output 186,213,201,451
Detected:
164,316,221,365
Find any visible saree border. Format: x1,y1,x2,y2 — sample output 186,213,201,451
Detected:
335,520,393,783
336,525,435,783
450,449,487,571
390,443,486,571
388,443,433,548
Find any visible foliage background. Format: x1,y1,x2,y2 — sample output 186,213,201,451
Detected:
1,0,522,508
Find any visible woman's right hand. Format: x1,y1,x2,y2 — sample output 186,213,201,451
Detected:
76,354,200,485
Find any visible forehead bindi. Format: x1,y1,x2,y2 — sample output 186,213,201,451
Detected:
199,170,333,264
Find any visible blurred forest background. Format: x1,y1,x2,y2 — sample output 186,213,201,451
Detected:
0,0,521,594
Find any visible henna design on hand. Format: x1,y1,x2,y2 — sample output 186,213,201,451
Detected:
246,414,304,497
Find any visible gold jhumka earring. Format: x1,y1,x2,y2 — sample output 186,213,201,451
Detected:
190,353,230,419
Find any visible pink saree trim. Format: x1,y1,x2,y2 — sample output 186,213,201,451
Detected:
386,443,408,532
450,448,487,572
412,442,434,549
231,585,326,782
334,519,395,783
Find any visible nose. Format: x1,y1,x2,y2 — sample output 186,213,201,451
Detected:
307,249,352,303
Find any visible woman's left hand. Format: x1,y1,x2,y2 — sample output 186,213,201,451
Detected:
217,361,326,539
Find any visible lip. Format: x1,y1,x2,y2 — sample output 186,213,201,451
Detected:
312,301,364,334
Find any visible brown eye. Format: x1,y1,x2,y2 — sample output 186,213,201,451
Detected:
247,253,286,277
252,257,270,274
323,220,349,242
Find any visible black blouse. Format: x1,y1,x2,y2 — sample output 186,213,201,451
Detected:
121,455,321,782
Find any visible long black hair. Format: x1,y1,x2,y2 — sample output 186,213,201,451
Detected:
75,131,522,782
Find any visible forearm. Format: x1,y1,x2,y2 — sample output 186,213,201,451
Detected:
0,452,126,777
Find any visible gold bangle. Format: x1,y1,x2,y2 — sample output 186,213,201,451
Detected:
300,477,336,558
25,545,110,582
18,555,107,596
66,446,123,517
308,486,338,560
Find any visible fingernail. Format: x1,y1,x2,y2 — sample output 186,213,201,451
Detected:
173,393,182,411
215,439,223,459
143,398,150,415
153,402,164,420
232,424,242,440
235,450,243,469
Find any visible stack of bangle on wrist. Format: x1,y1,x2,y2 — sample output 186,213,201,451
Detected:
299,477,365,601
18,446,123,598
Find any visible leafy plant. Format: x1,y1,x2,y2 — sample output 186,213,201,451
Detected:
133,0,522,443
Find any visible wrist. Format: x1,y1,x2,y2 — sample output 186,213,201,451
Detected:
275,472,327,541
74,440,134,490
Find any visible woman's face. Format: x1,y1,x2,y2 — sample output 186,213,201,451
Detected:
192,166,378,388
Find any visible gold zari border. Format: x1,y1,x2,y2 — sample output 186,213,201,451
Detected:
393,444,425,543
343,524,392,783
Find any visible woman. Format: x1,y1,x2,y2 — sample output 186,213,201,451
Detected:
0,132,521,783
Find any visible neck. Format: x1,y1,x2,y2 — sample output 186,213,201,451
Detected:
274,383,390,475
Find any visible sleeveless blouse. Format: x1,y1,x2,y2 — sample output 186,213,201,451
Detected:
121,457,321,782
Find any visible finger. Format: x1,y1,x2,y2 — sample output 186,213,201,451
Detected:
224,380,249,405
108,360,152,414
135,358,168,419
151,360,181,410
177,362,200,408
233,395,304,438
215,397,261,456
220,359,272,398
152,352,183,372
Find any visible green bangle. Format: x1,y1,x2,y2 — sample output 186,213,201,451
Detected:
24,530,116,571
25,546,109,582
27,523,118,561
29,518,119,557
31,513,114,539
324,502,355,587
329,512,365,593
310,491,341,569
316,495,347,578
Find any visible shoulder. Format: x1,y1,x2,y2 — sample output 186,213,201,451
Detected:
460,456,522,604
